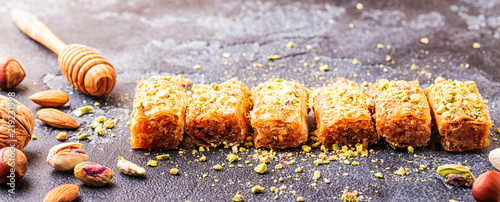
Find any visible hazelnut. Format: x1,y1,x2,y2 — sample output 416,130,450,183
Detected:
472,170,500,202
47,142,89,171
0,56,25,89
74,162,114,187
0,147,28,184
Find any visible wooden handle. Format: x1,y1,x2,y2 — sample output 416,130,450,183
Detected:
10,8,67,55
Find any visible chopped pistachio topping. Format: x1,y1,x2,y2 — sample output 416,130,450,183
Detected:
352,58,359,65
428,79,490,121
287,41,294,49
254,163,267,174
31,136,37,140
407,146,414,153
147,160,157,167
297,196,304,202
374,172,384,178
295,167,302,173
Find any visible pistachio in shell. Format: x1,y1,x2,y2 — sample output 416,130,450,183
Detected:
47,142,89,171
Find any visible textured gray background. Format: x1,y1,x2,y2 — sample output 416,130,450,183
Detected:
1,0,500,201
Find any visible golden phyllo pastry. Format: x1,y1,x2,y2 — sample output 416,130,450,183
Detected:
130,75,190,149
369,79,432,148
425,77,492,152
250,78,308,149
186,78,251,147
313,79,378,148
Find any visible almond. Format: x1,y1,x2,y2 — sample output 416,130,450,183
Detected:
29,90,69,107
43,184,79,202
36,108,79,129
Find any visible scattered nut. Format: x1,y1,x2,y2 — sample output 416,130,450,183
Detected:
117,156,145,176
488,148,500,170
43,184,79,202
28,90,69,107
47,142,89,171
0,56,25,89
0,147,28,183
36,108,79,129
437,164,475,187
0,95,35,150
74,162,114,187
170,168,179,175
472,170,500,202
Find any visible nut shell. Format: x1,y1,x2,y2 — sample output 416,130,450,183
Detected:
0,56,25,89
43,184,79,202
0,147,28,183
489,148,500,171
47,142,89,171
74,162,114,187
117,156,145,176
29,90,69,107
0,95,35,150
36,108,79,129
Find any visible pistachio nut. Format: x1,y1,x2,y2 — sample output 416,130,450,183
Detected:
74,162,114,187
437,164,475,186
47,142,89,171
117,156,145,176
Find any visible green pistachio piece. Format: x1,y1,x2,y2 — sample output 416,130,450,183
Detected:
437,164,475,186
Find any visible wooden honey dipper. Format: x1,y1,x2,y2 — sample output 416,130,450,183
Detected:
11,9,116,97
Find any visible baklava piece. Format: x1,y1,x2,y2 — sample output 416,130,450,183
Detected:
369,79,432,148
313,79,378,148
186,78,251,147
425,77,492,152
130,75,190,149
250,78,308,149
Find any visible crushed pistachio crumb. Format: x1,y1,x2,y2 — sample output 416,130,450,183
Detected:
268,55,281,60
472,42,481,49
77,133,89,140
170,168,179,175
275,164,283,170
193,64,201,70
352,58,359,65
375,172,384,178
312,170,321,180
54,131,67,141
302,145,312,152
287,41,294,49
213,164,223,171
73,110,83,117
420,37,429,44
232,193,244,202
79,105,93,114
251,185,265,194
31,136,37,140
254,163,267,174
147,160,157,167
319,64,329,72
395,167,405,176
156,154,171,160
227,153,239,163
408,146,414,153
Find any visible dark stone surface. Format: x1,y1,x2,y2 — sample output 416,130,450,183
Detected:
1,0,500,201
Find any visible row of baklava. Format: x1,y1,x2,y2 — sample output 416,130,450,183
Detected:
129,75,492,152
